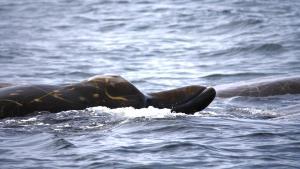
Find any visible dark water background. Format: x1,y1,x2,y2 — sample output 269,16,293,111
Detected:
0,0,300,168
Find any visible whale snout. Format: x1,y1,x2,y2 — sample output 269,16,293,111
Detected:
171,87,216,114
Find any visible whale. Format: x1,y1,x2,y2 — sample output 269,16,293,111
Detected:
0,75,299,119
215,76,300,98
0,75,216,119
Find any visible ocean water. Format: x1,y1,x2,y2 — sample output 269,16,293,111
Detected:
0,0,300,168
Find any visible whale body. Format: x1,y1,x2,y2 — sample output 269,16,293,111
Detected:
0,75,215,118
0,75,299,119
215,76,300,98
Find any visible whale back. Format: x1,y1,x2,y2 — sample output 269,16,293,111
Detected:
216,76,300,97
85,75,146,108
0,75,147,118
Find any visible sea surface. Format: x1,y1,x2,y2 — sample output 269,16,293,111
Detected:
0,0,300,168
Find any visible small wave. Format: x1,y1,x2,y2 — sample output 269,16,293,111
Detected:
212,43,284,57
254,43,283,52
152,142,200,152
98,23,127,32
0,54,14,59
53,25,72,30
226,107,278,119
207,18,263,34
32,71,93,78
51,138,76,150
227,43,284,53
234,132,287,138
204,72,268,79
72,16,99,24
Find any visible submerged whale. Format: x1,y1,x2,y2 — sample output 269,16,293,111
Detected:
0,75,299,119
215,76,300,98
0,75,215,118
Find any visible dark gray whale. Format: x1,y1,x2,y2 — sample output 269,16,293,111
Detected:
0,75,299,119
215,76,300,98
0,75,215,118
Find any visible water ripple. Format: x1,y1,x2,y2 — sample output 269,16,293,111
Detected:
0,0,300,168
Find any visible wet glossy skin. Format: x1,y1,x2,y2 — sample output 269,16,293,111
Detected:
1,75,299,118
0,75,215,118
0,75,146,118
147,86,216,114
216,76,300,97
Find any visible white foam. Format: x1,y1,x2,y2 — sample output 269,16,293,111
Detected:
87,106,187,119
194,110,218,116
234,107,278,118
20,117,37,122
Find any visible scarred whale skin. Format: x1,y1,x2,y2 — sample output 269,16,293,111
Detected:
1,75,297,119
0,75,216,118
0,75,146,118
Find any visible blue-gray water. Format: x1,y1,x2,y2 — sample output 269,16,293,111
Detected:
0,0,300,168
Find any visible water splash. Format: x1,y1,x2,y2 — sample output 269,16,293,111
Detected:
88,106,185,119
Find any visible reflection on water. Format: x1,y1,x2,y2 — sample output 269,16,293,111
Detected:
0,0,300,168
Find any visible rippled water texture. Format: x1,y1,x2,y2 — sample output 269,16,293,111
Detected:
0,0,300,168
